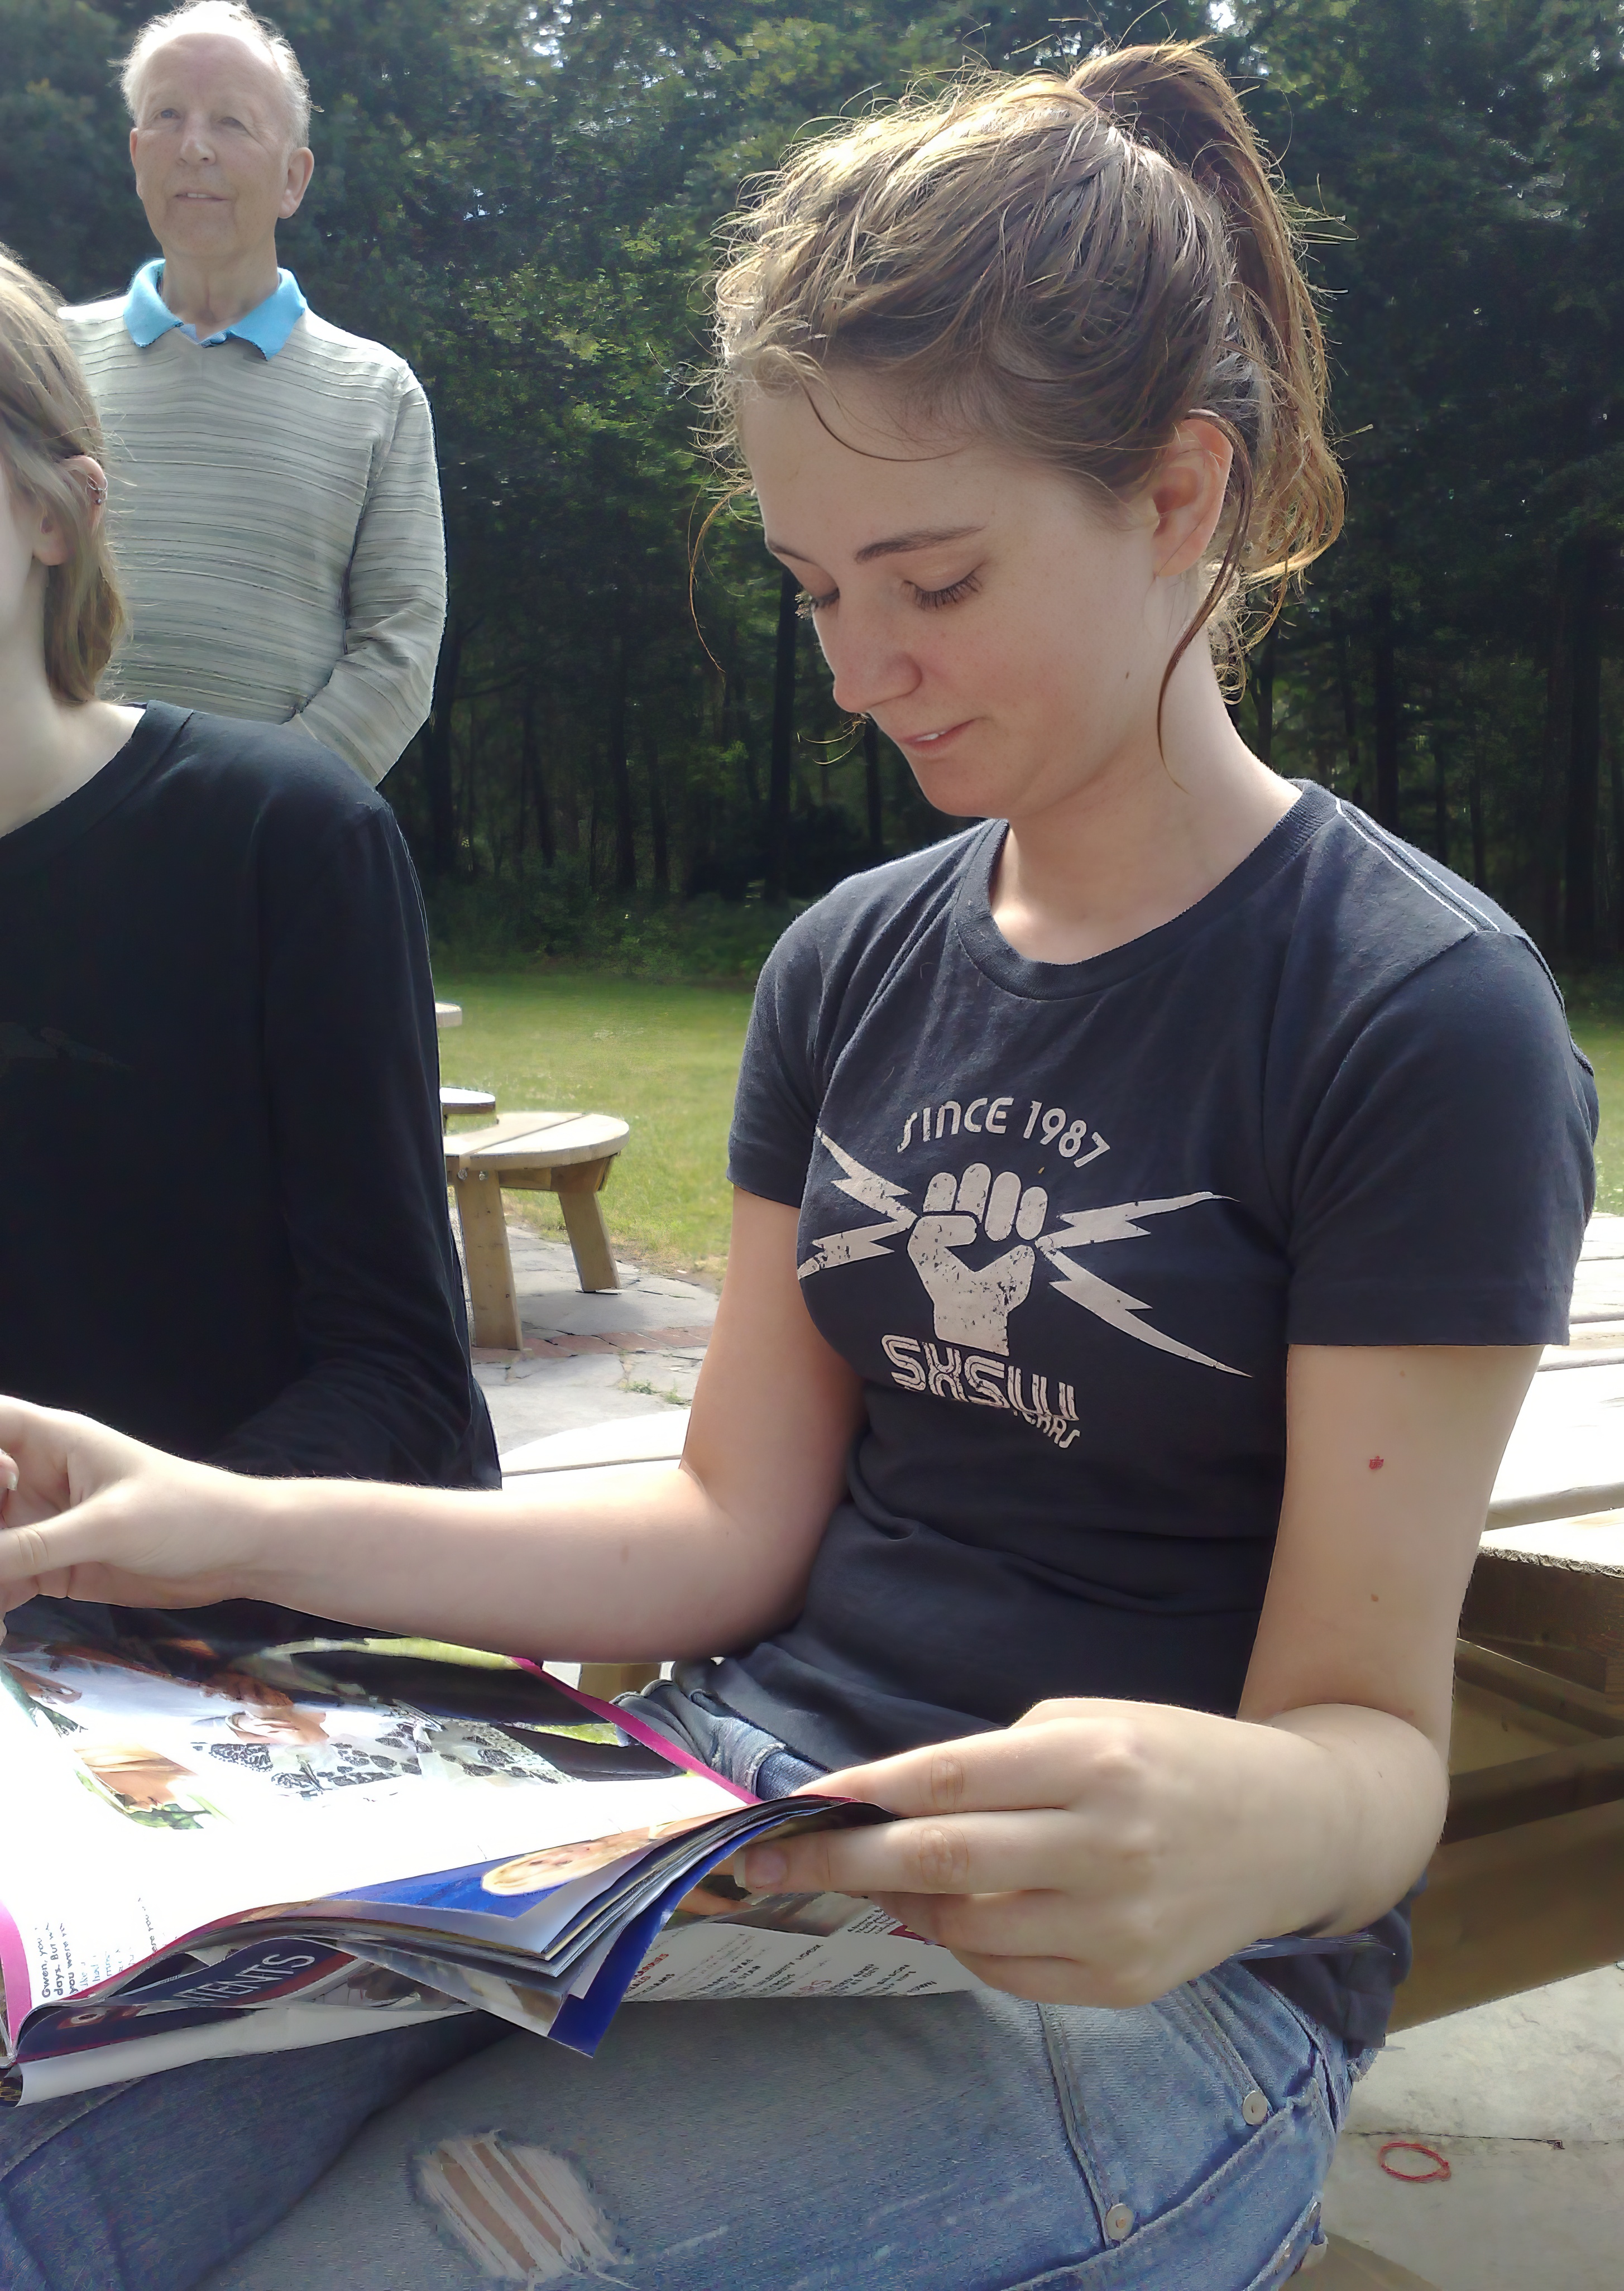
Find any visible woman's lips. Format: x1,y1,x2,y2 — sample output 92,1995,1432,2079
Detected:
894,720,972,753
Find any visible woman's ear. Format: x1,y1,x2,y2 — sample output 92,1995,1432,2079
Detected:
33,456,109,565
1148,419,1234,582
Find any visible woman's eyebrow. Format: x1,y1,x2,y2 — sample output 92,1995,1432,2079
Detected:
767,524,985,565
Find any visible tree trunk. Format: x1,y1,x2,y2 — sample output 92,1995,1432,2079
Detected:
1611,729,1624,956
1335,630,1361,807
521,687,556,866
461,699,479,875
1432,736,1449,869
1564,536,1610,966
1469,747,1487,890
1252,627,1277,767
864,716,884,861
646,739,669,894
1537,557,1572,952
766,569,797,902
607,635,636,894
1370,589,1400,828
556,765,579,856
423,621,462,878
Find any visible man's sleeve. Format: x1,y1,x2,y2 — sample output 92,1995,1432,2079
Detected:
208,803,497,1485
294,371,447,787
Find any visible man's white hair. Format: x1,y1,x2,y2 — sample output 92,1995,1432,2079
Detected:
122,2,312,150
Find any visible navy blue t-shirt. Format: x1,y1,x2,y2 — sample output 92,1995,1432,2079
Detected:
715,784,1596,2045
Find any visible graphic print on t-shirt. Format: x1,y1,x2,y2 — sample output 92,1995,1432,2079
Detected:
798,1130,1244,1445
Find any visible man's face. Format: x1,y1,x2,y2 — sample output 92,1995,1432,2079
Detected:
129,33,312,266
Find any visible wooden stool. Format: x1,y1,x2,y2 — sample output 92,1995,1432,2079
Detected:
440,1086,497,1131
445,1110,630,1349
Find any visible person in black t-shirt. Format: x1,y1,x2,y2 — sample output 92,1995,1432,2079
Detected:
0,49,1597,2291
0,248,495,1500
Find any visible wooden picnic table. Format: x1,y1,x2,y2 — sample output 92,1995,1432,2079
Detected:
446,1110,631,1345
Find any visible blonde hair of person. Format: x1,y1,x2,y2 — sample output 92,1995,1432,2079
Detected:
0,248,125,703
711,40,1343,695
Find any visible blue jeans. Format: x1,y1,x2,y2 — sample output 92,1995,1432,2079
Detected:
0,1676,1360,2291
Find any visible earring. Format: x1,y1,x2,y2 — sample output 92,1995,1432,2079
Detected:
85,476,108,507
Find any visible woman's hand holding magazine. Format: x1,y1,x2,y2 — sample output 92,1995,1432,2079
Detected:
743,1701,1359,2010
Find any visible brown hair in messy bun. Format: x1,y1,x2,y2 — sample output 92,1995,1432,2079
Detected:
0,246,124,702
712,41,1342,691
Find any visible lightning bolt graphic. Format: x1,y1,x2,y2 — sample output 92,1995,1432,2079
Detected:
797,1131,917,1279
1034,1194,1247,1376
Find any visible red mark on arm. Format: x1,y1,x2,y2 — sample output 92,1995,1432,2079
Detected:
1368,1455,1385,1471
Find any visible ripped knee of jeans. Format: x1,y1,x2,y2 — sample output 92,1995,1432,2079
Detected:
415,2131,626,2283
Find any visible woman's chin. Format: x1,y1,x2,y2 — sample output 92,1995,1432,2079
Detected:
907,756,1005,823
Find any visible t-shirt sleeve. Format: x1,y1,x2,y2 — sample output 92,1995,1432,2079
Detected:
1285,931,1598,1346
208,800,496,1485
727,919,827,1207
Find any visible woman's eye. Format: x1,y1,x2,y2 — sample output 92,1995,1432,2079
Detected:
912,572,981,610
796,588,837,620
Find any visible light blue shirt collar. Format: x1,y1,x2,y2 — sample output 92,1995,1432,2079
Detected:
122,258,307,357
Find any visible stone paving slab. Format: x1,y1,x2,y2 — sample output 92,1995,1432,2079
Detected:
1322,2134,1621,2291
471,1231,714,1454
1345,1966,1624,2145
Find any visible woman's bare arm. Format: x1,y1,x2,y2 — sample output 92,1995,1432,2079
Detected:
0,1192,864,1660
743,1342,1539,2004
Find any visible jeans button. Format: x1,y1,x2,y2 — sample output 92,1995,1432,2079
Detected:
1242,2087,1270,2126
1104,2203,1135,2242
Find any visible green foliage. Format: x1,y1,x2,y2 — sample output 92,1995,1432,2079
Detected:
427,863,803,979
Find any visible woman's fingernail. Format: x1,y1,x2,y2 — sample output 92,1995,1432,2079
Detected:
744,1847,788,1891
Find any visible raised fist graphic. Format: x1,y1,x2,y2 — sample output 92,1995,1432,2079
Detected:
906,1164,1048,1355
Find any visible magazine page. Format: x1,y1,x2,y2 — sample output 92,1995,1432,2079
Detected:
6,1937,470,2105
0,1632,741,2049
625,1877,983,2005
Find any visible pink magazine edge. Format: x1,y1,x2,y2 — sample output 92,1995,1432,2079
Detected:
0,1897,32,2034
512,1657,758,1804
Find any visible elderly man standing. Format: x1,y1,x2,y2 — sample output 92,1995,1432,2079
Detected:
60,1,443,785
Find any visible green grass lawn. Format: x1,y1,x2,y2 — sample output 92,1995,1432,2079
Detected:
434,972,754,1280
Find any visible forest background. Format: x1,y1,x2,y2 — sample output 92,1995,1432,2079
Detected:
2,0,1621,977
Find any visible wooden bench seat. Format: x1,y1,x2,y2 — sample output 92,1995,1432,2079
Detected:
446,1110,630,1349
440,1086,497,1129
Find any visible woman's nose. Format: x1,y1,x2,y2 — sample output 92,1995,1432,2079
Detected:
822,619,921,718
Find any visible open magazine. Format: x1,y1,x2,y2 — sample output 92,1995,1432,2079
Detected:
1,1618,1381,2106
0,1621,975,2105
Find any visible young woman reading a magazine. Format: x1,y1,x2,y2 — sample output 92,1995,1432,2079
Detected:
0,42,1596,2291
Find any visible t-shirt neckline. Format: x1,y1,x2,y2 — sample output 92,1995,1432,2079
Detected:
954,781,1334,1000
0,704,189,878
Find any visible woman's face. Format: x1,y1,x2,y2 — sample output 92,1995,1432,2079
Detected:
742,372,1184,828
